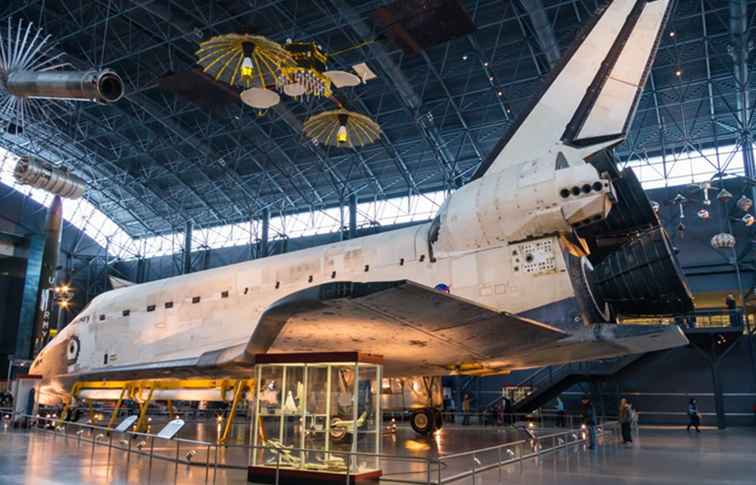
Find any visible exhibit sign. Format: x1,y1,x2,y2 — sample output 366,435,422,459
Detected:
114,415,138,432
157,418,185,439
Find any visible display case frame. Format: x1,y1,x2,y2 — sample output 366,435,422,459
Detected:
248,352,383,484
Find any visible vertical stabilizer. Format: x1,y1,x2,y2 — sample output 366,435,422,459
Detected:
472,0,673,180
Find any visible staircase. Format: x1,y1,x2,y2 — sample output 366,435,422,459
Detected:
501,354,645,414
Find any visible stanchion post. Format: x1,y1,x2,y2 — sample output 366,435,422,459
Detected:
126,434,132,465
471,452,477,485
175,439,180,474
213,444,219,483
498,446,503,482
275,449,281,485
148,436,155,473
205,444,211,482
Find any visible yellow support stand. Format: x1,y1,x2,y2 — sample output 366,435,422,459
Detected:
53,377,255,435
218,380,246,445
107,384,130,429
166,400,175,419
133,386,155,433
86,399,95,423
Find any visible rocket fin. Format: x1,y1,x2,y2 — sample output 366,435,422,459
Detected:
472,0,672,180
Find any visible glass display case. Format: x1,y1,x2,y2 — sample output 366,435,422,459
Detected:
249,353,382,483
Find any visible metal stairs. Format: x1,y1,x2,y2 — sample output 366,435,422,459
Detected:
504,354,645,414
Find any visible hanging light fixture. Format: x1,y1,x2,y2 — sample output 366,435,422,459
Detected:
737,195,753,212
711,232,736,249
673,193,686,220
336,113,349,144
304,109,382,148
240,42,255,79
701,181,712,206
717,188,733,203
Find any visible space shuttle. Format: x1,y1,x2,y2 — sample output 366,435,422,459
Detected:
31,0,692,408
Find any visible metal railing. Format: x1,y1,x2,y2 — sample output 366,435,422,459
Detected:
5,412,619,485
435,421,621,484
10,412,436,484
623,307,750,330
384,410,581,429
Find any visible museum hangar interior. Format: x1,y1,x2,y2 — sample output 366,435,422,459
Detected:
1,0,756,484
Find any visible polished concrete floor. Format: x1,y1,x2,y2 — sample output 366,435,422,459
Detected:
1,423,755,484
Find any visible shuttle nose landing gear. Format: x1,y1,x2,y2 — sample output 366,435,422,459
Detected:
410,408,443,435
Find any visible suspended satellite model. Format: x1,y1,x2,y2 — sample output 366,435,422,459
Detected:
13,156,86,199
0,18,124,132
196,34,369,109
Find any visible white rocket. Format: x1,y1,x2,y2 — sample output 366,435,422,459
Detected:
31,0,691,406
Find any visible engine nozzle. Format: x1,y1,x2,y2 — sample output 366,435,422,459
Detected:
581,227,694,319
6,69,124,103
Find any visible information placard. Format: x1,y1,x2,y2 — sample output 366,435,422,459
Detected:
156,418,185,439
114,415,138,432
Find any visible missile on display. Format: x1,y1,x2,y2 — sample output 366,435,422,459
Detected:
31,195,64,356
31,0,692,410
13,157,86,199
5,69,124,104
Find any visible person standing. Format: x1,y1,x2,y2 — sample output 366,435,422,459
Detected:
462,393,472,425
725,294,741,327
687,398,701,432
619,398,633,445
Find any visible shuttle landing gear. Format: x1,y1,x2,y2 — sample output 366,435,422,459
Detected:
410,408,443,435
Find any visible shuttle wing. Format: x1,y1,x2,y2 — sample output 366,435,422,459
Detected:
258,281,567,376
472,0,672,179
237,281,687,376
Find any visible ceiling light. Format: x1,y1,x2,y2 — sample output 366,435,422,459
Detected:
304,109,382,148
241,56,253,78
336,113,349,144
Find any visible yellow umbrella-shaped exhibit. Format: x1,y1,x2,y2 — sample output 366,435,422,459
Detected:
196,34,294,90
304,110,382,148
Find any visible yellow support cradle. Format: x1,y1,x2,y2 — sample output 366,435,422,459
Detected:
56,377,254,441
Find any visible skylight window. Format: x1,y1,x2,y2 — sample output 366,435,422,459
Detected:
4,143,750,263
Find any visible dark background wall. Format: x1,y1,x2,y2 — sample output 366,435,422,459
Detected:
0,182,106,377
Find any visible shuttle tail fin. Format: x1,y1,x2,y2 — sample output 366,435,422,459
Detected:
472,0,673,180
